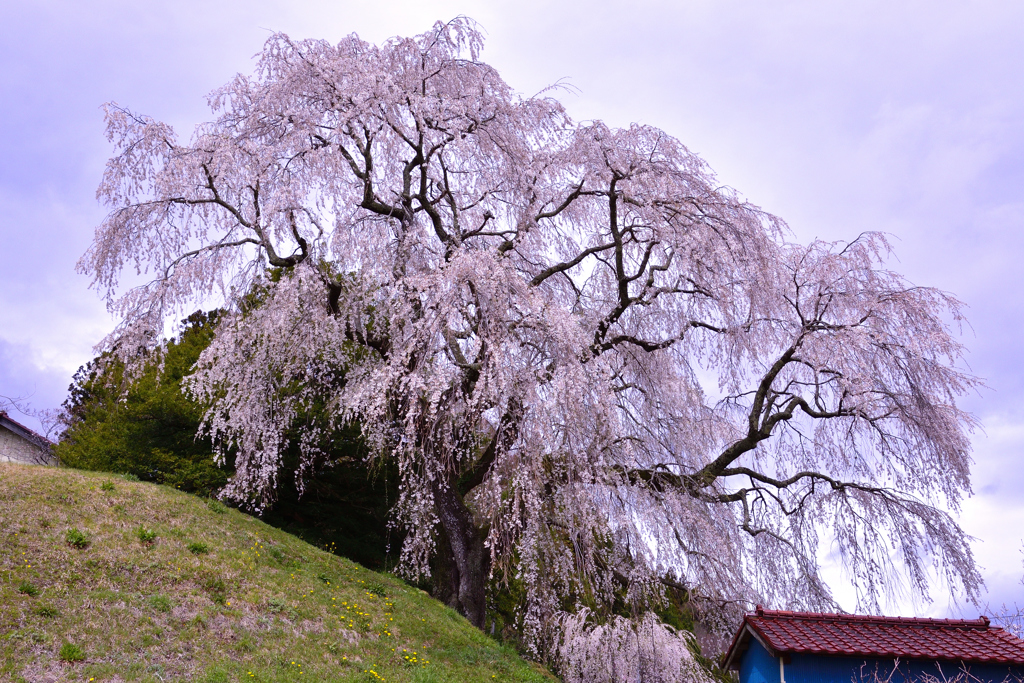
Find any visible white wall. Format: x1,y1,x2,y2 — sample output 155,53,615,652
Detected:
0,426,53,465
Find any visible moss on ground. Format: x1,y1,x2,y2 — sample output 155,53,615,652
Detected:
0,463,555,682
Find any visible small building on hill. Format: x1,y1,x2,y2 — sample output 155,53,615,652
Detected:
0,411,55,465
723,607,1024,683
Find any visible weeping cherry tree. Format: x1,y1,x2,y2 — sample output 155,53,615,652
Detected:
82,18,982,682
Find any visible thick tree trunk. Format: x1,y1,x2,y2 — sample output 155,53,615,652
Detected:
431,523,461,611
431,478,489,629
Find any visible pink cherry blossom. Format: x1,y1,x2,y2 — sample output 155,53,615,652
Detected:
81,18,981,681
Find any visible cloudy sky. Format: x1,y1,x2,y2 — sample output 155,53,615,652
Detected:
2,0,1022,618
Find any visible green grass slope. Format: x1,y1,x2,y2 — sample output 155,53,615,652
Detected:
0,464,555,683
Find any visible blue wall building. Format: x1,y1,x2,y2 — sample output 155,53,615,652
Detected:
723,608,1024,683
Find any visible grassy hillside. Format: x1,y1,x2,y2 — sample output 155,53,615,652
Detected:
0,464,555,682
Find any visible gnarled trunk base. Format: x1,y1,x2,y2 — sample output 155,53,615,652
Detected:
431,479,489,629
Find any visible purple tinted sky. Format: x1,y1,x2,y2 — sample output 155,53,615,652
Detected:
1,0,1022,616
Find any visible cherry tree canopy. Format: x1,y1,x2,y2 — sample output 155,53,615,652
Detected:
83,18,980,680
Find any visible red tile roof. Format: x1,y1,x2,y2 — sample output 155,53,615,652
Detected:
722,607,1024,670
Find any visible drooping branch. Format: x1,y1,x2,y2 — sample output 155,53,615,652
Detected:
459,398,523,496
86,20,981,672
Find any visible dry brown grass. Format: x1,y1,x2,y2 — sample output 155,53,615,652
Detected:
0,463,555,682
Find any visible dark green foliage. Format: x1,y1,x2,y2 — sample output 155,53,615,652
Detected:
65,527,89,549
485,566,529,643
55,308,399,572
59,642,86,662
187,542,210,555
100,481,115,492
260,442,400,570
136,526,157,544
33,604,58,618
57,311,229,495
17,581,39,597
